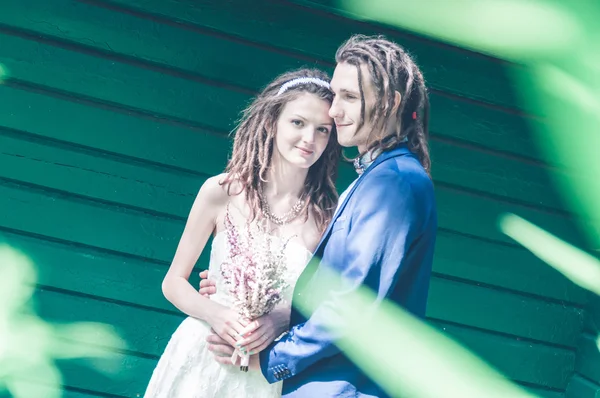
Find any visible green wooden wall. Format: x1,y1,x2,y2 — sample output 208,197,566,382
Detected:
0,0,594,397
567,294,600,397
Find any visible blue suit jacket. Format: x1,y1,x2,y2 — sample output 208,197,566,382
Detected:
259,145,437,397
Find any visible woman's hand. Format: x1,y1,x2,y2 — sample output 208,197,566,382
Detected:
206,332,260,371
235,307,289,355
205,302,250,347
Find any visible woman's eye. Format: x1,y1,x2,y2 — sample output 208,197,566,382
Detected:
291,119,303,126
317,127,330,134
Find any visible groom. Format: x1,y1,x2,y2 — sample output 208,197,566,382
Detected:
202,35,437,397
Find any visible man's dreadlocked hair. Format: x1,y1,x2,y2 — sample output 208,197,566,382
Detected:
335,34,431,176
220,68,341,232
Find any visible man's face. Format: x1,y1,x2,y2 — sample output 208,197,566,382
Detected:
329,61,377,151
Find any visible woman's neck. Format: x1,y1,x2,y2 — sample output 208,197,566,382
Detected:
264,154,308,202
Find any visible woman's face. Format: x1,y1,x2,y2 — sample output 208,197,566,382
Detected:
273,92,334,169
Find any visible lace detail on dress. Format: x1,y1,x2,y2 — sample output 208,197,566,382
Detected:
143,205,312,398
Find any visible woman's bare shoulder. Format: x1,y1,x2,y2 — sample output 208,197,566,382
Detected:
198,173,244,205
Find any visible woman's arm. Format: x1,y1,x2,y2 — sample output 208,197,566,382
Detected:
161,175,248,344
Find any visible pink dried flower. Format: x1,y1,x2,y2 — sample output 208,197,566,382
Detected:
220,212,291,320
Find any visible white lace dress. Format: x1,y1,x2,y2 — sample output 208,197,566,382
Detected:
143,221,312,398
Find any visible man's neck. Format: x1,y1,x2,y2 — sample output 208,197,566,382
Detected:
353,147,382,176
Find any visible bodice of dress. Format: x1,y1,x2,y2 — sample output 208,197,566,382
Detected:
207,218,313,312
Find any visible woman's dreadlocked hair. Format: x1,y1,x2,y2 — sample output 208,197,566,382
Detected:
220,68,341,232
335,34,431,176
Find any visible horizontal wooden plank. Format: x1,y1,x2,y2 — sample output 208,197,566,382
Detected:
0,342,153,397
0,32,250,132
430,139,565,212
34,289,182,360
567,375,600,398
0,0,527,116
428,277,584,347
102,0,521,110
437,323,573,390
2,362,566,398
0,25,546,163
0,231,177,313
429,93,544,162
0,342,156,397
55,350,155,397
531,390,565,398
0,152,583,310
434,185,586,248
0,86,586,251
0,182,185,263
575,335,600,383
59,390,110,398
285,0,540,98
433,230,587,305
33,286,573,389
0,111,569,216
0,385,109,398
0,145,584,306
0,85,228,177
360,164,587,250
0,0,313,93
0,132,200,217
0,87,587,301
584,295,600,334
1,226,585,350
0,182,583,348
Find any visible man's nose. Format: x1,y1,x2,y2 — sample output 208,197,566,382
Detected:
329,98,343,119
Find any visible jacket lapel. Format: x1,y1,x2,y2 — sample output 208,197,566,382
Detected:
313,145,413,254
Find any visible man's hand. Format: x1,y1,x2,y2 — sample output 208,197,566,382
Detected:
235,308,289,355
207,332,261,371
199,270,217,296
206,332,236,364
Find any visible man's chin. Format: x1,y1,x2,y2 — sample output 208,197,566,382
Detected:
336,137,355,148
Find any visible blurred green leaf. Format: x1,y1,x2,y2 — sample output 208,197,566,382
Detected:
295,262,536,398
339,0,581,61
0,245,125,397
500,213,600,296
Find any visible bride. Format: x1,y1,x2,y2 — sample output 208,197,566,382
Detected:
143,68,340,397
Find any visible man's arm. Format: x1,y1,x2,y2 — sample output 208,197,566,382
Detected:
259,170,433,383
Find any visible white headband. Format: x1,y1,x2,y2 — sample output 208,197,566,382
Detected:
276,77,330,96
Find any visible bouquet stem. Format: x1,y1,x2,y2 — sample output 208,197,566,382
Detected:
230,348,250,372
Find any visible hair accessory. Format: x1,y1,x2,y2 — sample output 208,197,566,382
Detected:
277,77,330,96
412,111,417,120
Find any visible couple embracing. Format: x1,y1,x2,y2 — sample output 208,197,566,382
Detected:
144,34,437,398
